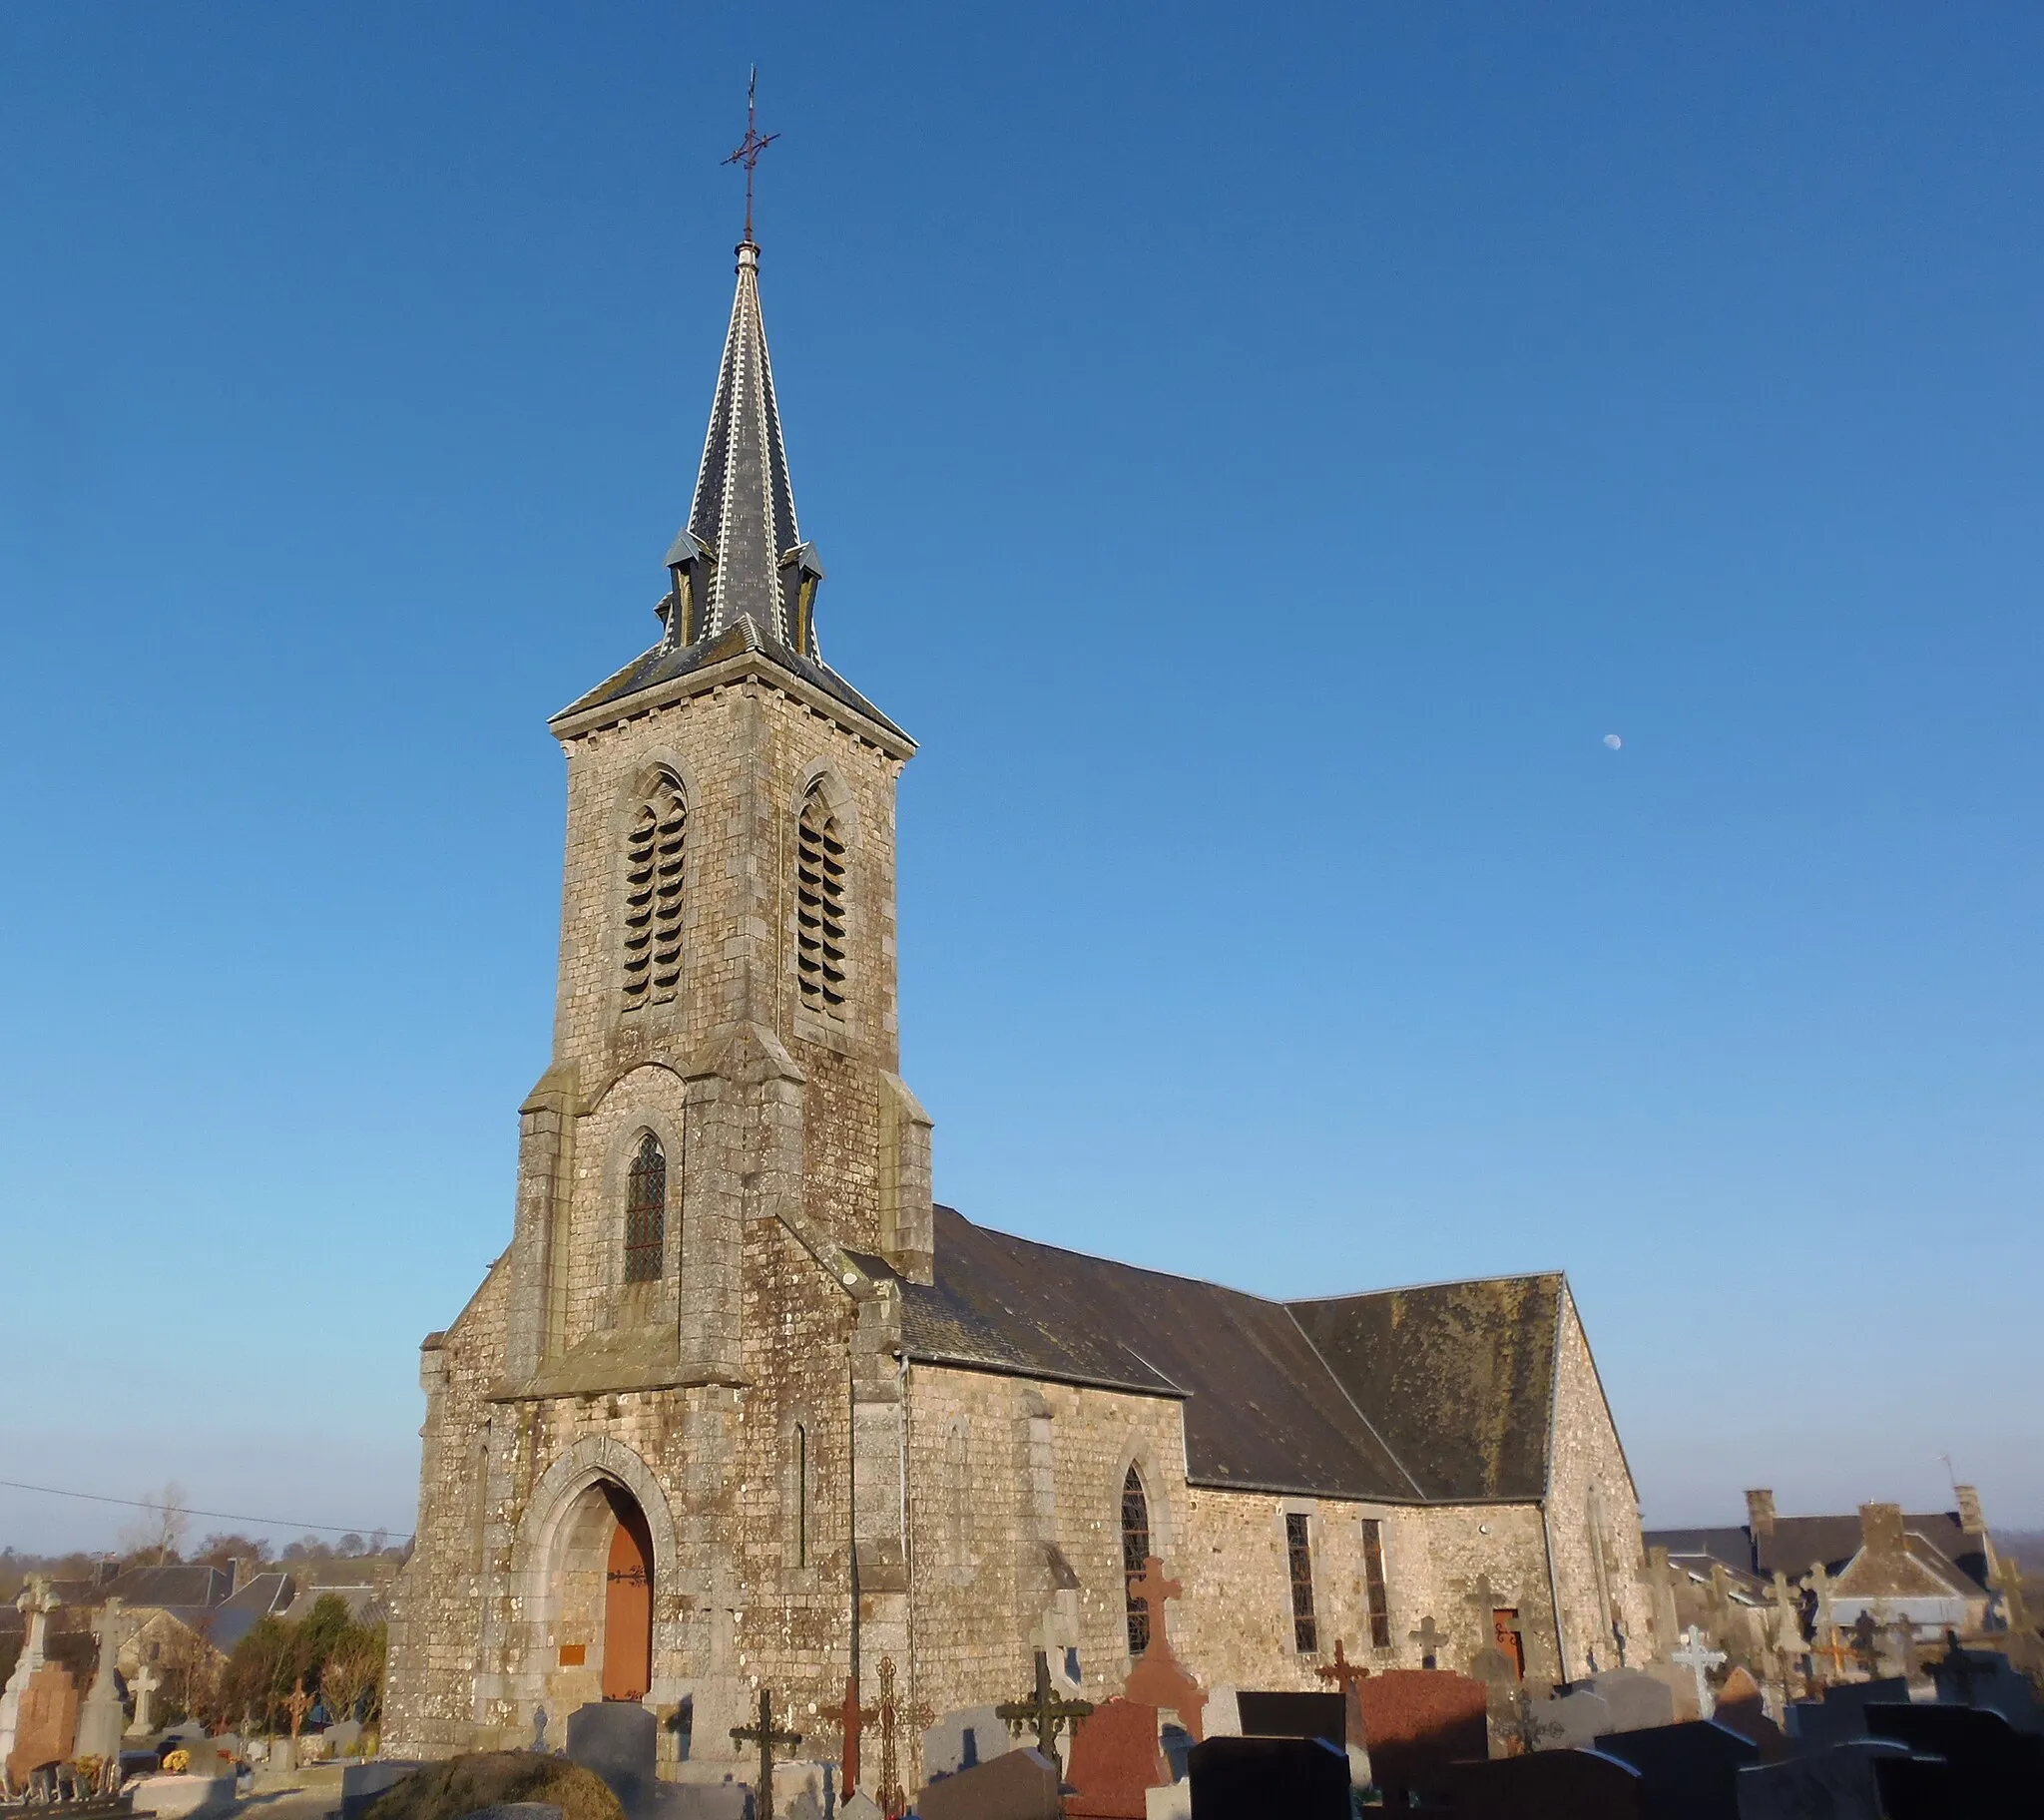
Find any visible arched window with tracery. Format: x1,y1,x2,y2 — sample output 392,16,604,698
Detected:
624,1133,666,1283
1122,1466,1151,1656
622,774,688,1011
795,784,847,1013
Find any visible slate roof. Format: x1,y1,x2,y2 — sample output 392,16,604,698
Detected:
889,1205,1569,1506
1643,1513,1994,1593
206,1572,296,1653
98,1565,231,1610
551,615,906,742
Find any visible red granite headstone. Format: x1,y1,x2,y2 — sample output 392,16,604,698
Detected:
1352,1668,1489,1803
7,1664,80,1783
1065,1698,1167,1819
1711,1666,1787,1762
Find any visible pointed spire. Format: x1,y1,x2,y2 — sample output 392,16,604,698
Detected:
662,236,823,659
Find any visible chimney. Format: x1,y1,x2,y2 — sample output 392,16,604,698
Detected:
1859,1502,1907,1557
1956,1486,1987,1536
1745,1488,1777,1537
96,1557,120,1587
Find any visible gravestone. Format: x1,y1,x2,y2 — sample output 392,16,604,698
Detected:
1733,1739,1906,1820
1671,1627,1729,1720
1232,1691,1341,1748
837,1795,882,1820
7,1663,80,1783
327,1718,364,1757
915,1746,1062,1820
1198,1689,1240,1739
1926,1639,2044,1734
1523,1687,1612,1752
128,1771,238,1818
922,1704,1011,1780
1591,1668,1676,1735
1186,1736,1346,1820
1122,1559,1208,1744
1437,1746,1644,1819
567,1700,659,1820
75,1608,127,1765
1065,1699,1167,1819
1784,1679,1910,1750
1594,1719,1758,1820
1710,1668,1785,1762
1352,1669,1488,1805
1864,1700,2044,1819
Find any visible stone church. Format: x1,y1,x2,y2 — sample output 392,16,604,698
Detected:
383,226,1654,1769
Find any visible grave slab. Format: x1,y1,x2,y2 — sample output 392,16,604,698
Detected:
1524,1687,1612,1752
1592,1668,1677,1736
568,1701,660,1820
922,1704,1011,1780
1733,1740,1905,1820
1351,1668,1488,1805
6,1663,79,1783
128,1773,238,1818
916,1746,1062,1820
1065,1698,1166,1820
1186,1736,1346,1820
1594,1719,1759,1820
1437,1746,1644,1819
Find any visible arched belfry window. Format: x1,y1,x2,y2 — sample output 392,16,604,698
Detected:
1121,1466,1151,1656
622,775,687,1011
795,785,847,1013
624,1133,666,1283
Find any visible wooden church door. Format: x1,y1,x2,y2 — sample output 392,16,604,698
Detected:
602,1495,655,1701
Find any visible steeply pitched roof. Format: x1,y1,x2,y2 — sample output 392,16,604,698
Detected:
99,1565,230,1610
1643,1511,1994,1593
892,1205,1567,1506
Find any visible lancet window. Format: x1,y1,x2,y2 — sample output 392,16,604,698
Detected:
795,785,847,1013
624,1133,666,1283
1286,1512,1318,1654
1122,1466,1152,1656
622,774,688,1011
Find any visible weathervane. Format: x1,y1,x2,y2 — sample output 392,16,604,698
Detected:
724,66,779,244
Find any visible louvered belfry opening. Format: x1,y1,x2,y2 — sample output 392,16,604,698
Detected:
622,776,687,1011
795,786,847,1012
624,1132,666,1283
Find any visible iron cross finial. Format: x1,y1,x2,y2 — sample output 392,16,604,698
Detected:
724,65,780,244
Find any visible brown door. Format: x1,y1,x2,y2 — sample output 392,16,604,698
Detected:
602,1493,654,1701
1493,1607,1525,1679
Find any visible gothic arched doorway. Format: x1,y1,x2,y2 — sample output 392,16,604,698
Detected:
602,1486,654,1702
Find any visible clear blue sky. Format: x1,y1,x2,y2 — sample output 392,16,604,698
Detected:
2,3,2039,1554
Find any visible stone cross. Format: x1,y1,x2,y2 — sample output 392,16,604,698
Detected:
731,1688,803,1820
126,1664,161,1737
286,1678,313,1739
1671,1625,1727,1719
997,1648,1094,1760
1408,1616,1444,1669
1990,1554,2031,1634
833,1672,876,1800
1126,1557,1184,1650
1768,1572,1802,1661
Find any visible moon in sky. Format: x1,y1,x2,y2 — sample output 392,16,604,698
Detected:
1603,733,1623,749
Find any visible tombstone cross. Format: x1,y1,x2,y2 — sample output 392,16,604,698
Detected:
286,1678,313,1739
872,1654,930,1819
127,1664,161,1736
1126,1557,1184,1650
1670,1625,1727,1719
731,1688,803,1820
833,1672,877,1800
1990,1554,2032,1634
997,1648,1094,1760
1315,1639,1370,1700
1408,1615,1444,1669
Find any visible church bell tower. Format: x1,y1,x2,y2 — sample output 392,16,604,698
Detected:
496,224,932,1395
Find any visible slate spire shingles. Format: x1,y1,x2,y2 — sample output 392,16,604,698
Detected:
665,237,823,658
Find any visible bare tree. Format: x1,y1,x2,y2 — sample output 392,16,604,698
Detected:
119,1483,191,1565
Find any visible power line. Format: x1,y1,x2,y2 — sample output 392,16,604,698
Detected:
0,1478,411,1542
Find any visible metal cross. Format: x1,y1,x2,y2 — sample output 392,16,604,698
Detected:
1316,1638,1371,1700
1671,1625,1727,1719
998,1648,1095,1760
724,66,780,244
873,1655,930,1819
731,1687,803,1820
1408,1615,1444,1668
833,1671,877,1801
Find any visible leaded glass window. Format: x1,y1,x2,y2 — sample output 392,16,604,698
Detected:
1122,1467,1151,1656
624,1132,666,1283
1286,1512,1318,1654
